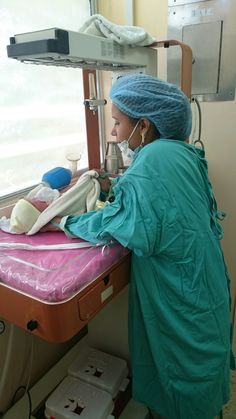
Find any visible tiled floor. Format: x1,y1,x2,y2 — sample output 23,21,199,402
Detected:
223,370,236,419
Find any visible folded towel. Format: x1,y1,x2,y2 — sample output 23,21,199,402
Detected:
79,14,155,46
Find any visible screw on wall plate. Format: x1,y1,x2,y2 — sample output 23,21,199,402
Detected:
0,320,5,334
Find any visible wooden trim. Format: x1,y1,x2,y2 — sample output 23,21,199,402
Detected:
83,69,101,169
151,40,193,99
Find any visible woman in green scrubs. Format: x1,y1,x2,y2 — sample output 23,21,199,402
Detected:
49,74,232,419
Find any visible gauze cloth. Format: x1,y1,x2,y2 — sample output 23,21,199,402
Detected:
78,14,155,46
110,73,192,141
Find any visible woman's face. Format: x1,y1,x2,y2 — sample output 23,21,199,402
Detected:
111,104,141,150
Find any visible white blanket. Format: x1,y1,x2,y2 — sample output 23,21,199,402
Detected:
27,170,101,235
79,14,155,46
0,170,101,236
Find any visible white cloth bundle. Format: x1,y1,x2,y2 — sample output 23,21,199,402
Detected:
27,170,101,235
0,170,101,236
79,14,155,46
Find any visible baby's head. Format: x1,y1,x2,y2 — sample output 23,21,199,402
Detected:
10,199,41,234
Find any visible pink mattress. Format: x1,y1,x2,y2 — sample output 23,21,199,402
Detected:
0,230,129,302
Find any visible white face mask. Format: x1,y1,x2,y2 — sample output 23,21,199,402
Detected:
118,119,141,163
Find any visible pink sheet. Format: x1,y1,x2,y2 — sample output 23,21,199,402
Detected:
0,231,129,302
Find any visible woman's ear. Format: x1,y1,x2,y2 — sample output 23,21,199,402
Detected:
139,118,150,135
140,119,159,144
139,119,150,145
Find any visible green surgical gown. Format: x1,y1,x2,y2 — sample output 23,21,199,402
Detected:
63,139,231,419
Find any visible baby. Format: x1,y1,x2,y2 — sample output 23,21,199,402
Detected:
10,185,60,234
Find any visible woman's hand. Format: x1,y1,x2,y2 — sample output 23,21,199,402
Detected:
95,170,111,193
40,216,62,232
98,176,111,193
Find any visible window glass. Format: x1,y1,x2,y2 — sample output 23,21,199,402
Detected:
0,0,90,197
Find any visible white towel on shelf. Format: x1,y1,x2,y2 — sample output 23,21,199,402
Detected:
79,14,155,46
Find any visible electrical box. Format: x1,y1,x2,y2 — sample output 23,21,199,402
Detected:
68,347,129,398
167,0,236,101
45,376,114,419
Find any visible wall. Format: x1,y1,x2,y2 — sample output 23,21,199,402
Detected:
0,318,83,413
98,0,236,302
201,101,236,298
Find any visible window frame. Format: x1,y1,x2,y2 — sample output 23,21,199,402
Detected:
0,70,101,213
0,0,101,206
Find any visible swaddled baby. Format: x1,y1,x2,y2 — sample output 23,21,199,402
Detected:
10,185,60,234
7,170,106,235
8,166,72,234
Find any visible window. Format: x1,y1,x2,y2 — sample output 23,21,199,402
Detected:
0,0,91,198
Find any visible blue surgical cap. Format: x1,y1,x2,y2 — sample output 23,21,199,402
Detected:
110,73,192,141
